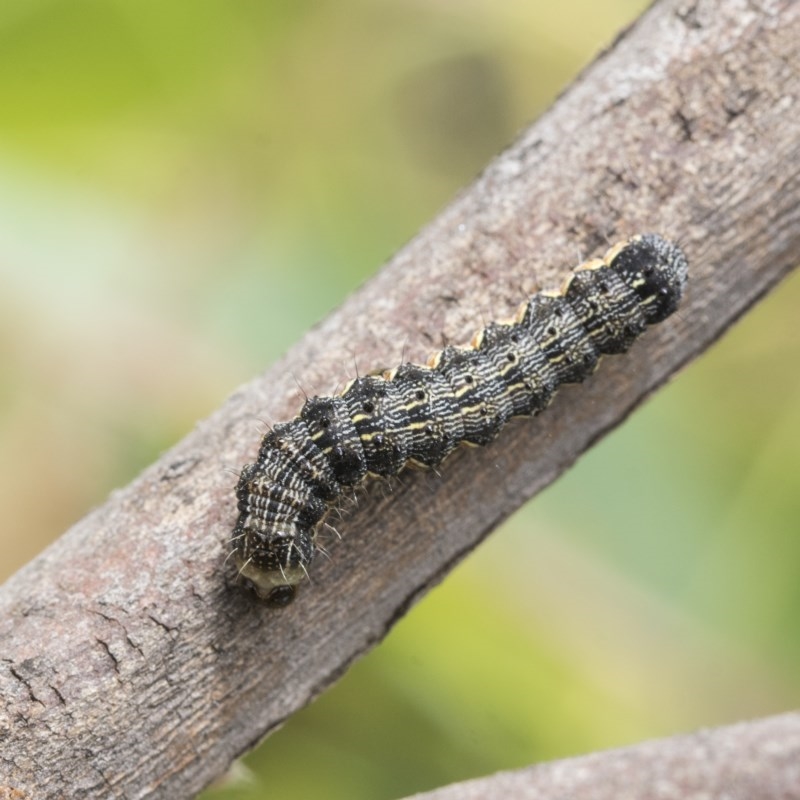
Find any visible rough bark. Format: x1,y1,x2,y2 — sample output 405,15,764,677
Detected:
403,713,800,800
2,0,799,797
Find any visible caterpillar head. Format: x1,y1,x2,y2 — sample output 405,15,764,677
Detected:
233,522,315,607
609,233,688,323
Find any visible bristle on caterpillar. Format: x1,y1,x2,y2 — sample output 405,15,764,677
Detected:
233,233,688,605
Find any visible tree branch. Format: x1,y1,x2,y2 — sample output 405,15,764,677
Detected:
2,0,799,797
401,712,800,800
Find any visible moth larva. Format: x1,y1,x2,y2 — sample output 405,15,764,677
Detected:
233,233,688,606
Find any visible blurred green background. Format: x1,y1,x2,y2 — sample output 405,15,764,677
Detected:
1,1,798,798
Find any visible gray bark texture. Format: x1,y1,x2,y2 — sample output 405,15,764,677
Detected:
403,713,800,800
2,0,799,797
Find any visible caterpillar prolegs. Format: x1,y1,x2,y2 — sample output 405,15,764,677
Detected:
233,233,688,606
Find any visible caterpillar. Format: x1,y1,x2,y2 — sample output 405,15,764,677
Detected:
233,233,688,606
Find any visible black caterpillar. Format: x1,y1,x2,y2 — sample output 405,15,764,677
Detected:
233,233,688,606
